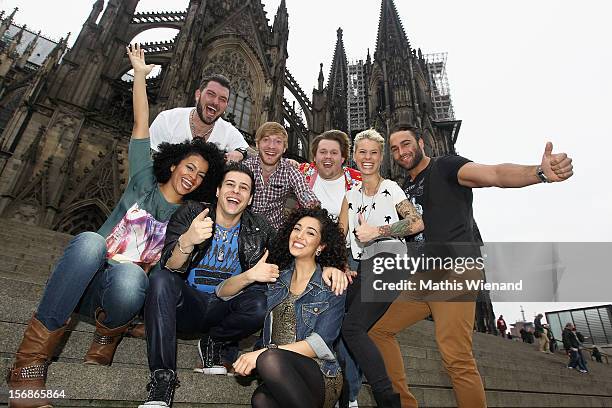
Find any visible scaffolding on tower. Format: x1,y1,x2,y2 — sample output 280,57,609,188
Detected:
425,52,455,121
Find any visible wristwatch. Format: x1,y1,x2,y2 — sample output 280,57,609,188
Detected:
536,166,551,183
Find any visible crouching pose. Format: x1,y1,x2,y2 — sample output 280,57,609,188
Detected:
6,44,224,408
232,207,348,408
140,162,276,408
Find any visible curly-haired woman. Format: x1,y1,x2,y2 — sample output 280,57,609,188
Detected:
230,207,347,408
7,44,225,408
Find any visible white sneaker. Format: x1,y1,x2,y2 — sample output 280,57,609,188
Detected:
349,400,359,407
193,337,228,375
139,402,169,408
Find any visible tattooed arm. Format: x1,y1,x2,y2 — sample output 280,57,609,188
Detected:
354,199,423,243
378,199,424,238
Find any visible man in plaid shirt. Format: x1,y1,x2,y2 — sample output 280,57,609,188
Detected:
243,122,319,229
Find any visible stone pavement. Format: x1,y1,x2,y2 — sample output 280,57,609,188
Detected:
1,220,611,407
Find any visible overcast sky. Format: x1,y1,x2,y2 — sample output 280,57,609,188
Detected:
2,0,610,325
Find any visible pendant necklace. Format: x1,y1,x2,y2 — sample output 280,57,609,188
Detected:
215,227,238,262
190,109,214,140
360,177,383,222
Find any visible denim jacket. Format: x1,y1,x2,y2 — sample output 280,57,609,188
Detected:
262,263,346,377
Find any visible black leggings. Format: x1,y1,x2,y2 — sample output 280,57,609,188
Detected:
341,274,395,394
252,348,325,408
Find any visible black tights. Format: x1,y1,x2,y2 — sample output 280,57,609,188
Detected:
341,274,395,394
251,348,325,408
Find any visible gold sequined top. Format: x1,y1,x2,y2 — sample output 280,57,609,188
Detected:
271,292,343,408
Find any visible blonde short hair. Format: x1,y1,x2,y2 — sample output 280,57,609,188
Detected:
353,129,385,156
255,122,288,148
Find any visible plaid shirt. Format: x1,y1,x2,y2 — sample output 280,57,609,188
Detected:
244,157,319,230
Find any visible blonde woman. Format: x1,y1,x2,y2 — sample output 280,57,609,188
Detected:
339,129,423,407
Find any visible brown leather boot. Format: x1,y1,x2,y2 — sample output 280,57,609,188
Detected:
7,315,68,408
125,320,145,339
83,309,129,366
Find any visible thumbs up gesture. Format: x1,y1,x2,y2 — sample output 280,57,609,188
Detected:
246,250,280,283
540,142,574,182
355,213,380,243
181,208,214,248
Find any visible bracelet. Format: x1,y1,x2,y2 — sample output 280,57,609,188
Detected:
266,343,278,349
177,235,193,255
536,165,551,183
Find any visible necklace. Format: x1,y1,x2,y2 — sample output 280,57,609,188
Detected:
214,224,239,262
190,109,214,140
360,176,383,222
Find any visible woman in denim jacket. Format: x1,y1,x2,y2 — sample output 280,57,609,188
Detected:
230,207,347,408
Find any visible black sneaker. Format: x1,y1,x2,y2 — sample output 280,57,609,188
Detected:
194,335,228,375
138,369,180,408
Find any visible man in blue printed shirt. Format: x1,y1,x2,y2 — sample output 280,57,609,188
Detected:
140,163,278,408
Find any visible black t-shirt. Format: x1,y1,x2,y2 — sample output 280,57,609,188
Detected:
403,155,479,259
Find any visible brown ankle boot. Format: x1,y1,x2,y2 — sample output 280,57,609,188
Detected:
83,309,129,366
7,315,68,408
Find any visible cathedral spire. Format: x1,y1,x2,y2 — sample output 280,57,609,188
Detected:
273,0,288,36
0,7,18,38
317,62,324,91
328,27,348,98
6,24,26,56
17,30,40,68
375,0,411,59
327,27,348,132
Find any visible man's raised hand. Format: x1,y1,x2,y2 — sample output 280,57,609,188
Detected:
246,250,279,283
181,208,214,249
126,43,155,77
541,141,574,182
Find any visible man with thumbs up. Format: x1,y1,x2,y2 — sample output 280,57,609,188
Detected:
368,124,573,408
141,162,276,407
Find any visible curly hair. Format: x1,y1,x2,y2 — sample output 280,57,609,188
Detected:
269,206,347,271
152,139,225,202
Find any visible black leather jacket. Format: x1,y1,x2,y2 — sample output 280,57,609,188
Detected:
160,200,275,291
562,328,580,350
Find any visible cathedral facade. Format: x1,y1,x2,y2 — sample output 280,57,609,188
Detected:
0,0,314,234
0,0,461,233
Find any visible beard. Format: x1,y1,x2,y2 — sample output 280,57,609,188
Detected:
402,147,424,171
196,100,220,125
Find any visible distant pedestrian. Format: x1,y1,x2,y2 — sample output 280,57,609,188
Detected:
497,315,507,338
562,323,588,373
592,347,603,363
534,314,549,352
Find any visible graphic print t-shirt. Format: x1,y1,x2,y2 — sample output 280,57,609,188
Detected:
187,222,242,293
345,179,407,260
402,155,475,259
97,138,179,267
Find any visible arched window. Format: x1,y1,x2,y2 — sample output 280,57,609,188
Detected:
227,88,251,132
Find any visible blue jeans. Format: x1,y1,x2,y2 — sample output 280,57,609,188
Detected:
568,349,588,371
145,267,267,371
36,232,149,331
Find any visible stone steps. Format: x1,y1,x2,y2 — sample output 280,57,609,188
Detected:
1,220,612,407
2,356,612,408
